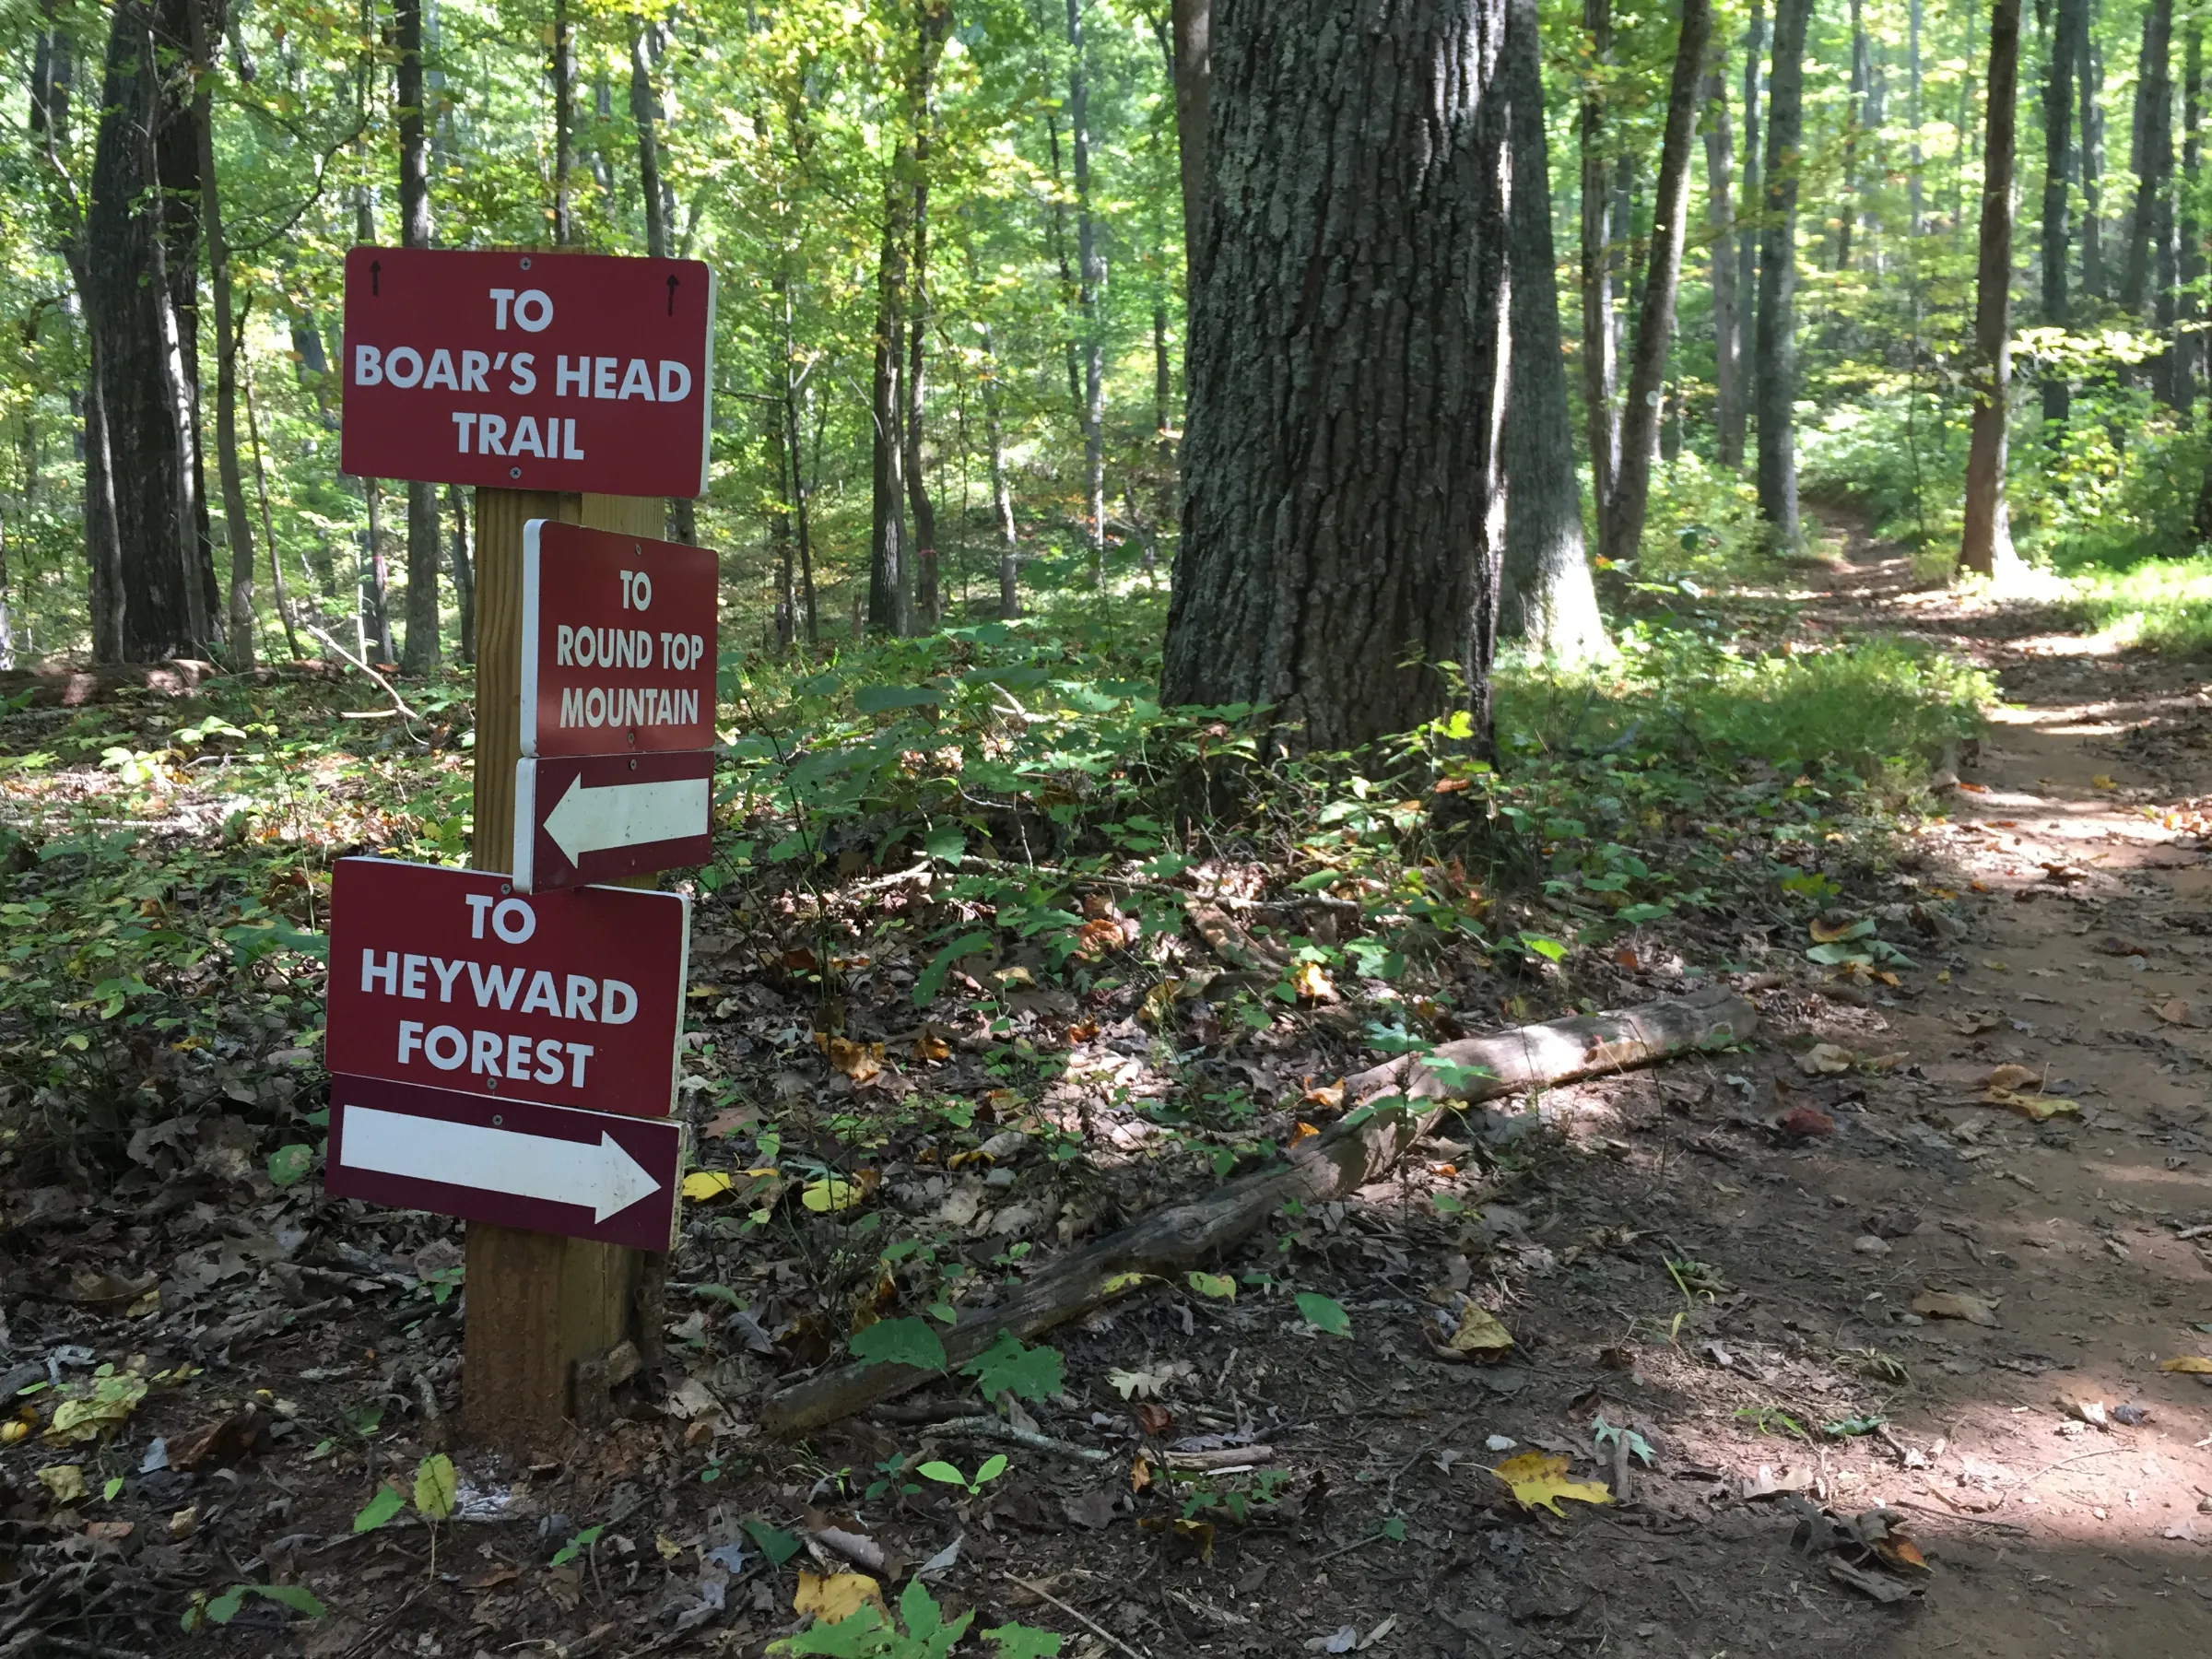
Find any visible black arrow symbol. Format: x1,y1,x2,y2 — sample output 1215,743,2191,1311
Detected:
370,259,381,297
666,273,678,316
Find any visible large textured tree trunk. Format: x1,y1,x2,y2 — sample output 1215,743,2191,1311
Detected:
1162,0,1510,754
1172,0,1210,291
1497,0,1602,663
187,0,256,670
1580,0,1619,542
2042,0,2081,427
85,0,217,662
1754,0,1810,549
396,0,440,674
1737,0,1764,409
1066,0,1107,585
1704,58,1743,469
1605,0,1710,569
868,130,914,634
1961,0,2023,578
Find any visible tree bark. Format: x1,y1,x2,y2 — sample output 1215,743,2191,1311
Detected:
1838,0,1869,268
629,16,694,542
85,0,217,662
1705,58,1743,468
1754,0,1811,549
1908,0,1924,231
2124,0,2171,323
2182,27,2204,408
981,320,1019,619
760,985,1758,1432
1161,0,1511,755
1580,0,1620,540
396,0,439,674
552,0,575,246
2042,0,2081,427
448,485,475,664
907,4,949,631
868,147,913,634
2082,27,2106,297
1738,0,1764,410
1606,0,1709,569
1498,0,1603,663
1067,0,1107,585
1961,0,2023,578
1172,0,1211,292
238,301,300,659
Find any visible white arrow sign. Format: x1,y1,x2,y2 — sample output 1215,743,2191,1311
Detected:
338,1105,662,1221
544,771,710,866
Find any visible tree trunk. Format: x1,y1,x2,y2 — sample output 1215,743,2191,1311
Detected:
1738,0,1764,409
1605,0,1711,569
1908,0,1924,231
2182,28,2203,407
2082,27,2106,297
396,0,439,674
1161,0,1510,754
85,0,216,663
2042,0,2081,427
1705,59,1743,468
1172,0,1211,291
906,5,949,631
629,16,694,542
1839,0,1868,268
363,478,394,662
868,144,912,635
552,0,575,246
1961,0,2023,578
981,320,1019,618
1580,0,1620,539
1754,0,1810,549
1498,0,1602,664
2124,0,2171,322
448,485,475,664
1067,0,1107,585
239,300,299,659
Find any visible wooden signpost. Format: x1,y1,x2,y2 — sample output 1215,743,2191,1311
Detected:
335,249,717,1443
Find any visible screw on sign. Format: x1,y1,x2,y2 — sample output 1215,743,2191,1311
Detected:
341,247,716,496
324,857,689,1121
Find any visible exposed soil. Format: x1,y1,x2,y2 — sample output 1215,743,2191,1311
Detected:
3,524,2209,1657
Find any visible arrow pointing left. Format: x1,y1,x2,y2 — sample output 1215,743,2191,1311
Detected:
513,752,715,893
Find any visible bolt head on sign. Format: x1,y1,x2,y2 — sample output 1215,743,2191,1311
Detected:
325,857,688,1120
327,1074,683,1251
522,519,718,759
339,247,715,496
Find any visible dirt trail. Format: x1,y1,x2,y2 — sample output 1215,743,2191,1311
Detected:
1781,519,2212,1653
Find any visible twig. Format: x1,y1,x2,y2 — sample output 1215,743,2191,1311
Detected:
845,854,1363,913
1310,1527,1394,1565
1888,1498,2031,1535
1003,1574,1150,1659
2015,1447,2122,1487
930,1415,1111,1464
302,623,421,723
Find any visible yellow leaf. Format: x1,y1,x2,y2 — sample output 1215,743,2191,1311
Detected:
1490,1453,1612,1517
683,1171,736,1202
1100,1271,1150,1297
802,1175,869,1214
656,1533,682,1561
413,1453,457,1522
814,1033,885,1083
0,1421,26,1445
36,1464,87,1503
1446,1305,1515,1357
2091,774,2118,790
2159,1355,2212,1374
1290,961,1335,1002
1186,1271,1237,1300
1984,1064,2040,1093
794,1570,885,1625
1288,1121,1321,1144
1984,1088,2077,1122
1807,915,1861,943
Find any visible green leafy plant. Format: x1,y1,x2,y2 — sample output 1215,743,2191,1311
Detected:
915,1453,1007,1497
182,1582,326,1631
1295,1291,1352,1336
550,1524,606,1568
959,1330,1063,1403
772,1574,1062,1657
849,1317,948,1372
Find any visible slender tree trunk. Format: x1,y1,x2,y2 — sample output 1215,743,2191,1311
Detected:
1162,0,1511,753
629,15,694,542
239,299,300,659
396,0,439,673
1961,0,2023,578
364,478,394,662
2082,27,2106,297
2124,0,2171,321
906,5,949,630
1704,57,1743,467
1606,0,1711,568
2183,27,2204,407
1953,0,1977,231
1498,0,1603,662
552,0,575,246
1581,0,1620,540
868,140,913,635
981,318,1019,618
1172,0,1211,292
1908,0,1924,231
1839,0,1868,268
1739,0,1764,433
770,392,796,649
1067,0,1107,585
448,484,474,664
2043,0,2080,426
1755,0,1811,548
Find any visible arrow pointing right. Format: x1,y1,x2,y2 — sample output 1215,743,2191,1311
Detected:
339,1105,661,1221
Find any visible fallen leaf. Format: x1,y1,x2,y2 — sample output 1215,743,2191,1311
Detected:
703,1105,759,1138
1830,1560,1920,1604
1983,1063,2041,1093
83,1520,133,1544
465,1561,523,1590
167,1407,261,1470
1288,1121,1321,1145
1135,1515,1214,1561
1290,961,1335,1002
45,1372,148,1443
1109,1362,1194,1400
801,1172,877,1214
2156,999,2195,1026
1129,1453,1152,1492
1490,1452,1613,1517
815,1033,885,1083
1985,1088,2078,1122
2158,1356,2212,1374
1073,917,1125,959
2092,935,2147,958
1186,1271,1237,1300
682,1171,736,1202
1808,916,1870,944
1778,1106,1836,1140
1913,1290,1999,1327
1948,1011,2000,1035
793,1570,885,1625
1444,1304,1515,1359
1796,1042,1853,1076
36,1464,87,1503
910,1031,951,1064
1300,1078,1345,1111
2091,774,2118,791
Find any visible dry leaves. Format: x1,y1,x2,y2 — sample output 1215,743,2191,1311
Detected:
2158,1356,2212,1374
1490,1452,1613,1517
816,1033,886,1084
794,1570,885,1625
1443,1304,1515,1360
1796,1042,1853,1077
1913,1290,1999,1327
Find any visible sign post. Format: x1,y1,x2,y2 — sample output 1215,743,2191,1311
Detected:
334,246,719,1445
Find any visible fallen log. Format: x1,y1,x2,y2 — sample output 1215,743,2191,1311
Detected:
759,983,1755,1432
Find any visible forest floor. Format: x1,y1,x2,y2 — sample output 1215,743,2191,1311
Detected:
2,519,2211,1658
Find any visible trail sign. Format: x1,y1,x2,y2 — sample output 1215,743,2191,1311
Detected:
327,1075,683,1252
340,247,716,496
514,751,714,893
521,520,719,759
325,857,688,1120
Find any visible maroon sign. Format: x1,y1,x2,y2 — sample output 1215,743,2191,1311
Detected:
521,520,718,759
327,1074,683,1252
514,751,715,895
340,247,716,496
326,857,688,1119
